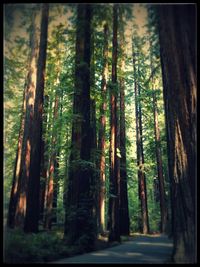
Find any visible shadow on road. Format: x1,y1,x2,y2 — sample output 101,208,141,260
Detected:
50,234,173,264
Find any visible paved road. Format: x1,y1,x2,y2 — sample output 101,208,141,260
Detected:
51,235,173,264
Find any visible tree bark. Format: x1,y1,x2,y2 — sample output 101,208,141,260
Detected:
119,13,130,236
24,3,49,233
7,81,27,228
108,4,120,243
44,94,59,229
98,22,108,234
90,16,98,233
39,94,49,222
132,40,149,234
90,98,97,232
138,83,150,235
149,38,167,233
157,4,196,263
10,9,40,228
64,4,96,250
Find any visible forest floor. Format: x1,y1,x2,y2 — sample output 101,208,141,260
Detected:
50,234,173,264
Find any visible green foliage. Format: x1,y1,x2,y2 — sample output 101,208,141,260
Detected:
70,159,96,172
4,229,70,263
107,81,119,96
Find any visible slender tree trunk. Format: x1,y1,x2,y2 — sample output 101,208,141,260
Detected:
12,10,40,228
138,82,150,234
119,16,130,236
98,23,108,234
43,98,53,219
39,94,49,222
90,16,98,233
152,85,167,233
52,153,59,224
119,61,130,236
90,98,97,231
132,41,149,234
157,5,196,263
64,5,96,250
108,4,120,243
24,3,49,233
44,95,59,229
149,38,167,233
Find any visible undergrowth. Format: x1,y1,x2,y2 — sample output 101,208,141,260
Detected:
4,228,77,263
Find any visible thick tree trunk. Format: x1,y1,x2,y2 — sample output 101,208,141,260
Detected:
7,82,27,228
64,5,96,250
43,32,63,228
98,23,108,234
132,42,149,234
108,4,120,243
119,19,130,236
157,4,196,263
24,3,49,233
12,10,40,228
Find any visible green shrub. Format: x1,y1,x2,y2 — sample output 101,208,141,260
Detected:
4,229,70,263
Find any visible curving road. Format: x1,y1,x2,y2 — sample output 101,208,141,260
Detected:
51,234,173,264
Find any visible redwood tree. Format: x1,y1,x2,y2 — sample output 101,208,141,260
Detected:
39,94,49,222
132,37,149,234
24,3,49,232
64,4,96,250
98,22,109,234
149,36,167,233
42,97,53,221
119,9,130,236
7,7,40,228
108,4,120,243
44,94,59,229
157,4,196,263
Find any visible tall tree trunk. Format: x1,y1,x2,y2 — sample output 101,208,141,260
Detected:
132,41,149,234
157,5,196,263
24,3,49,233
119,14,130,236
138,82,150,235
90,98,97,232
64,4,96,250
43,97,53,221
39,94,49,222
7,80,27,228
90,15,98,233
108,4,120,243
43,34,63,229
11,9,40,228
52,153,59,224
152,85,167,233
44,94,59,230
119,60,130,236
98,22,108,234
149,38,167,233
